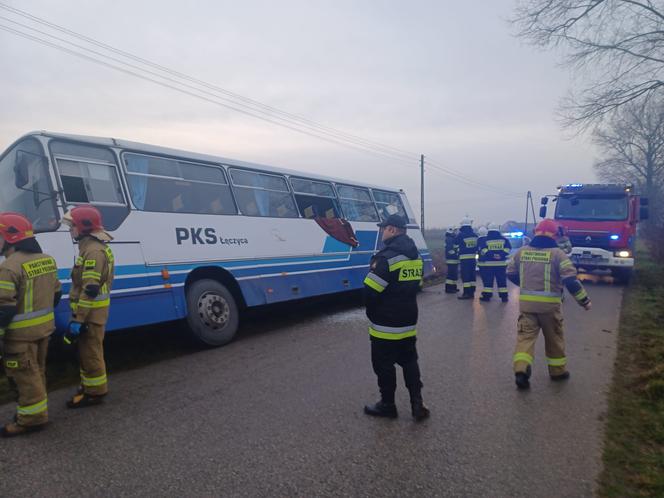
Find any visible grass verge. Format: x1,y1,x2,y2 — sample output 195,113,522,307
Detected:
599,249,664,497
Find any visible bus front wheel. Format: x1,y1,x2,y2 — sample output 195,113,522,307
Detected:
186,279,239,346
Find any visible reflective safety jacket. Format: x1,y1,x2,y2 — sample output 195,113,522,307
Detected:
478,231,511,267
476,236,487,265
444,234,458,264
363,234,422,340
0,250,61,341
454,227,478,261
70,236,115,326
507,235,589,313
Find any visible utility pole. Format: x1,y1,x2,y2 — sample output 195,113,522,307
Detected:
524,191,531,235
524,191,537,234
420,154,425,230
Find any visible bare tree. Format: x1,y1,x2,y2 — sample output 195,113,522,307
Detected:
513,0,664,129
593,97,664,219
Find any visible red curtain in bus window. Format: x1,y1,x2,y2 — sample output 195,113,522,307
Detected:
314,217,360,248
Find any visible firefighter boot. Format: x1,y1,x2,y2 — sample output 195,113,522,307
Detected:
364,400,398,419
1,421,46,438
515,366,532,390
550,371,571,382
67,392,105,409
410,394,430,422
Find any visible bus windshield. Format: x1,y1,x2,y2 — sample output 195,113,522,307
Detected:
0,139,59,232
556,194,628,221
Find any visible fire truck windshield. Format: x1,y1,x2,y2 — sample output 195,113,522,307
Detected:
556,194,628,221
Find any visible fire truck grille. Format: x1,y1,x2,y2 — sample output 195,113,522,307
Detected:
569,234,611,250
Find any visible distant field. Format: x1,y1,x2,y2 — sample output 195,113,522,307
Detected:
424,228,445,275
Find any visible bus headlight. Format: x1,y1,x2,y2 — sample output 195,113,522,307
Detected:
615,250,631,258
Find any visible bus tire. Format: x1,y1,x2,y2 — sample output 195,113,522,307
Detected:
186,279,239,346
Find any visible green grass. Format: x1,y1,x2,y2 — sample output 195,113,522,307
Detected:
599,248,664,497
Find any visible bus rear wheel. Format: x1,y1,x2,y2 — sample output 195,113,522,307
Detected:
186,279,239,346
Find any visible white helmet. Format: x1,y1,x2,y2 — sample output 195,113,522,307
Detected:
488,223,501,232
478,226,488,236
459,217,472,227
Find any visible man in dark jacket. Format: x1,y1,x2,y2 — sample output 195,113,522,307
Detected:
363,214,429,421
478,223,511,302
455,218,478,300
444,227,459,293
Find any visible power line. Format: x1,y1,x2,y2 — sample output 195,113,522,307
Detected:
0,3,418,163
0,22,422,165
0,3,524,197
426,162,524,195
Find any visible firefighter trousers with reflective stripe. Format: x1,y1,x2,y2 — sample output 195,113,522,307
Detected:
459,259,476,296
78,322,108,395
370,336,423,404
445,262,458,292
3,337,49,426
480,266,508,298
513,311,567,376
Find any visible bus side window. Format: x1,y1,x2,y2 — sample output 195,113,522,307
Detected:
290,177,340,219
50,140,130,231
372,189,408,222
336,185,379,222
124,153,237,215
229,168,298,218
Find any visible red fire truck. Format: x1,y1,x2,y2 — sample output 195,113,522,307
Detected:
539,184,649,282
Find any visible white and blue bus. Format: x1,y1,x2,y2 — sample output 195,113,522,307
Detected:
0,132,433,345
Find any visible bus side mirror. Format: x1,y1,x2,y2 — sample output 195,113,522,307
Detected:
540,197,548,205
14,151,30,188
640,207,649,220
640,197,649,206
539,206,547,218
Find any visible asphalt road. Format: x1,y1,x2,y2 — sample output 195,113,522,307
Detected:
0,281,622,498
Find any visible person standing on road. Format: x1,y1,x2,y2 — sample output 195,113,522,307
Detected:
556,225,573,254
455,218,478,300
62,205,115,408
444,227,459,293
0,212,61,437
507,219,591,390
479,223,511,303
476,226,488,299
363,214,429,421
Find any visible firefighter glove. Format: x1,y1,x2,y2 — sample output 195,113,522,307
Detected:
63,322,84,346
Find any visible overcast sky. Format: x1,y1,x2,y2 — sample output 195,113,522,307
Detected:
0,0,598,227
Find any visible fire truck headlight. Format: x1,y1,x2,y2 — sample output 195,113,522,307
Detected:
616,250,631,258
610,234,620,240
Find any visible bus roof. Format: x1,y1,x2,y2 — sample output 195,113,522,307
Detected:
20,130,405,194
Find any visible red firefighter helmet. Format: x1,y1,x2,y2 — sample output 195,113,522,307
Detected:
0,212,35,245
63,205,104,234
534,219,559,238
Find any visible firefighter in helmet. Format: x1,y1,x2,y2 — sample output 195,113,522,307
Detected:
478,223,511,302
507,219,591,389
62,205,114,407
444,227,459,293
454,218,478,300
0,212,61,437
